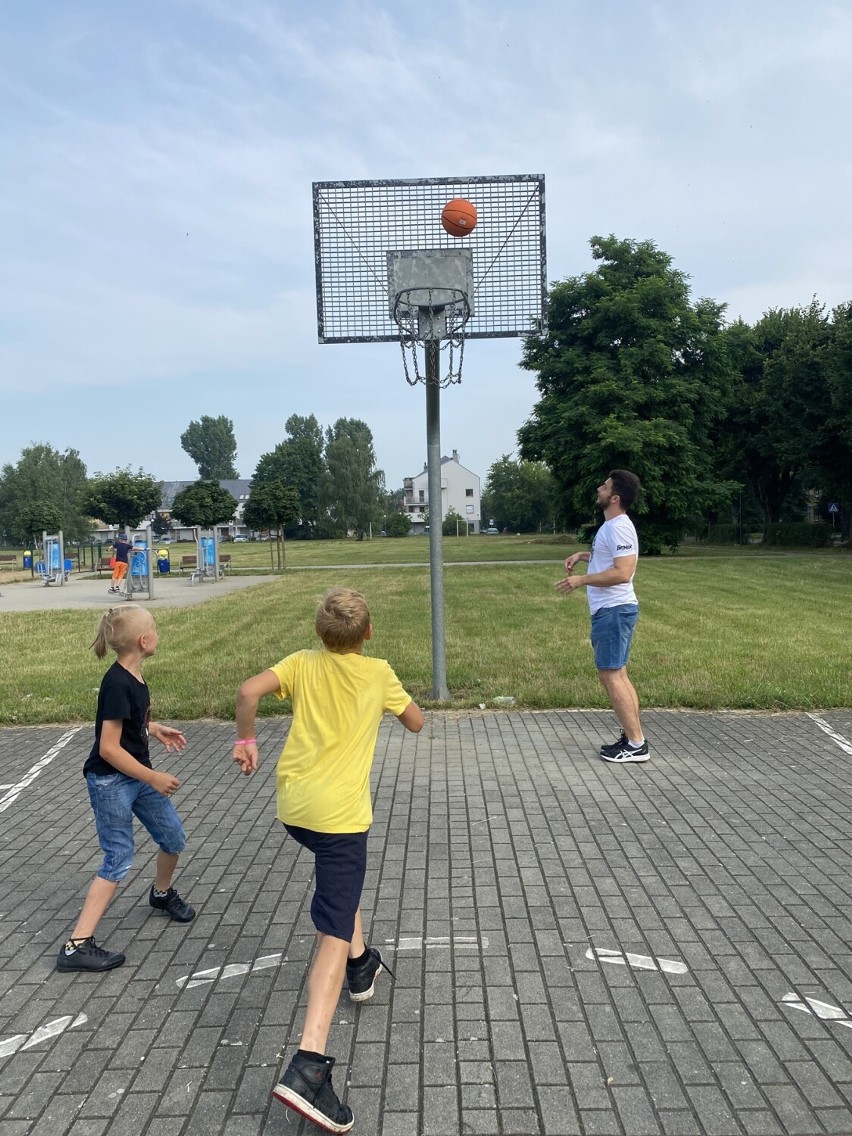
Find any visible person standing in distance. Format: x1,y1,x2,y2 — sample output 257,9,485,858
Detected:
556,470,649,763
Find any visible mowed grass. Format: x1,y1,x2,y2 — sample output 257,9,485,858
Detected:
0,552,849,725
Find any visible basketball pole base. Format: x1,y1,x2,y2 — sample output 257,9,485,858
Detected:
426,341,450,701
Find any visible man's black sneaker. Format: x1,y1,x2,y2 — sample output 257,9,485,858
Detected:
56,936,125,972
599,732,628,758
346,946,392,1003
600,739,650,764
272,1052,353,1133
148,886,195,922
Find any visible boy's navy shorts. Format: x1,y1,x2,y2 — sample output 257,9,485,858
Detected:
284,824,368,942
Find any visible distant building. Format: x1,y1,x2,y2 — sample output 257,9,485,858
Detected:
91,480,254,543
157,480,253,540
403,450,482,534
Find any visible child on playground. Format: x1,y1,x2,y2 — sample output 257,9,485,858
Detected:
108,533,133,595
56,604,195,973
233,586,424,1134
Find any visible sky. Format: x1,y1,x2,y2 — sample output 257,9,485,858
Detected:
2,0,852,491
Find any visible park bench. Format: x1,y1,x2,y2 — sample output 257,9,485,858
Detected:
0,554,18,569
98,557,113,576
219,554,231,573
179,556,197,575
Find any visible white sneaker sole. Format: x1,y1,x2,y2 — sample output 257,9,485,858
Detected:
600,750,650,763
271,1084,354,1133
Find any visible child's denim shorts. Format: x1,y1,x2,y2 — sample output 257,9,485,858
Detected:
590,603,639,670
284,824,368,942
86,771,186,883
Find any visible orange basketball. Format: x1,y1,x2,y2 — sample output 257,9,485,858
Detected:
441,198,477,237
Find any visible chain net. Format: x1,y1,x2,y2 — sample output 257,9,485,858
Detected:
392,288,470,387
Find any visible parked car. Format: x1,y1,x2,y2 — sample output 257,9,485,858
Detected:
484,525,499,535
233,535,249,543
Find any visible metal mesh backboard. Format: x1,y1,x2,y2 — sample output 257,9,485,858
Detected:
313,174,546,343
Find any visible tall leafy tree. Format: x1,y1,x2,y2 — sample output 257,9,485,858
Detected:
170,481,238,530
817,302,852,537
720,302,831,524
180,415,239,479
243,481,300,568
518,235,738,551
481,455,559,532
324,418,384,539
0,443,90,544
252,414,325,534
85,468,162,532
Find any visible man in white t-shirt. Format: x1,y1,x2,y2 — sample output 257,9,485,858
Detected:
556,470,649,763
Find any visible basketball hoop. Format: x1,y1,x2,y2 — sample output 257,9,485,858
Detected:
392,286,470,387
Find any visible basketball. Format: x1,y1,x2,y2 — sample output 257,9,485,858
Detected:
441,198,477,237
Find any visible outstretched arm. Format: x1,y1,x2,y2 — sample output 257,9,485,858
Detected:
233,669,281,774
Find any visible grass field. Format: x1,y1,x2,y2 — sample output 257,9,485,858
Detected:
0,547,849,725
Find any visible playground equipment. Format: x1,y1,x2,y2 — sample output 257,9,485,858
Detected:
123,524,155,601
312,174,546,697
35,531,72,586
188,527,225,585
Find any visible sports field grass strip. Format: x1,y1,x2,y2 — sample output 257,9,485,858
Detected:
0,555,849,725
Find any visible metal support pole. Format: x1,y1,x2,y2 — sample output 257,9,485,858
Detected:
425,342,449,700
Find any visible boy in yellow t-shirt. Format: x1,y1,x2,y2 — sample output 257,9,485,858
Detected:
233,587,424,1134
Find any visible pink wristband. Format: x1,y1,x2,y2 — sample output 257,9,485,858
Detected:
235,737,256,746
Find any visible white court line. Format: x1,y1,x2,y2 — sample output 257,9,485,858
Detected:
782,992,852,1028
0,726,82,813
586,946,688,974
806,714,852,758
175,952,284,989
0,1013,88,1058
385,936,489,952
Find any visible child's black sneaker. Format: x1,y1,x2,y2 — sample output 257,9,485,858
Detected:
346,946,392,1003
56,936,125,972
599,732,627,758
148,886,195,922
272,1052,353,1133
600,739,650,763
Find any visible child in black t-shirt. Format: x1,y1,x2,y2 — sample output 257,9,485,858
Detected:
57,604,195,973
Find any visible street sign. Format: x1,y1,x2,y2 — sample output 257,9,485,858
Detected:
828,502,840,513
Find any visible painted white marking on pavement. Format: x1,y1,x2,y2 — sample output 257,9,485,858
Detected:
0,727,83,813
806,713,852,758
385,935,489,952
175,952,284,989
586,946,688,974
0,1013,87,1058
782,992,852,1028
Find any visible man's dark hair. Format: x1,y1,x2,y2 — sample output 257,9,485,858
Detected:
609,469,640,510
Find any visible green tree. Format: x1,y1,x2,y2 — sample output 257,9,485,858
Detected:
170,481,238,530
518,235,738,552
243,481,301,568
0,443,91,545
151,514,173,538
85,468,162,531
324,418,384,539
816,302,852,538
442,507,465,536
481,455,559,532
383,511,412,537
252,414,325,535
180,415,239,479
720,302,831,525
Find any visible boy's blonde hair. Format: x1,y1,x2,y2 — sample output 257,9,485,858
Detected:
91,604,154,659
316,587,371,651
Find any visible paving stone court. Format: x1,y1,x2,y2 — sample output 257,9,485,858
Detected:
1,709,852,1136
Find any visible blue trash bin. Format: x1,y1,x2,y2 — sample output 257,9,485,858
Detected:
157,551,170,575
23,552,32,569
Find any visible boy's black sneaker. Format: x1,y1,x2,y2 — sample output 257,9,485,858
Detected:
599,732,627,759
56,936,125,972
346,946,392,1003
148,887,195,922
600,739,650,764
272,1052,353,1133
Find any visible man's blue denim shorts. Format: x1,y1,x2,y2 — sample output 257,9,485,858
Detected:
590,603,639,670
86,771,186,883
284,824,368,942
